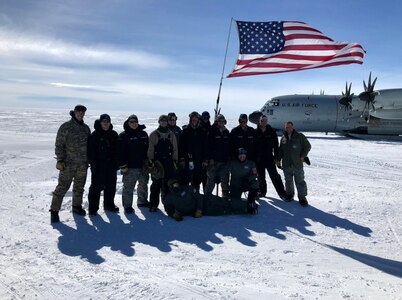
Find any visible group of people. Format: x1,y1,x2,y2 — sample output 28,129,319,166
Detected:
49,104,311,223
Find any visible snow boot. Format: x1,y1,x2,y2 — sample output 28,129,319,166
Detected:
124,207,135,214
50,210,60,223
137,201,150,208
172,210,183,221
72,205,86,216
104,205,119,213
299,198,308,207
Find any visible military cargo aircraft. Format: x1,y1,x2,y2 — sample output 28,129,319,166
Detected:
248,73,402,137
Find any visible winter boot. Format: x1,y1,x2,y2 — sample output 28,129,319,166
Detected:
50,210,60,223
193,209,203,218
104,205,119,213
299,198,308,207
124,207,135,214
172,210,183,221
72,205,86,216
137,201,150,208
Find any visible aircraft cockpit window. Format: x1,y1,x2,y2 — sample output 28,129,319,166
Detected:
268,98,280,107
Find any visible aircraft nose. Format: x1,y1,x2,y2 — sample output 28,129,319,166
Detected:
249,111,263,124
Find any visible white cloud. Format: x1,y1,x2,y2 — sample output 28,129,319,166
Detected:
0,28,173,69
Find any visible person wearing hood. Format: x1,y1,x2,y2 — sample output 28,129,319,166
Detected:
117,114,150,213
147,114,178,212
87,114,119,215
167,112,182,145
178,111,208,192
50,104,91,223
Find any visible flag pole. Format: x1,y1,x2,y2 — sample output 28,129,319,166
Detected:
214,18,234,120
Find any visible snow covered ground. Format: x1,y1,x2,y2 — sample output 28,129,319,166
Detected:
0,108,401,300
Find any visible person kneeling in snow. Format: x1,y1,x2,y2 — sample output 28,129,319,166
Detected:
229,148,259,214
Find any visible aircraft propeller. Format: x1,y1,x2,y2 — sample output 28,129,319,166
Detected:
359,72,379,121
339,82,354,111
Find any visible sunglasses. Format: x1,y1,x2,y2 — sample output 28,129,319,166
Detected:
129,120,138,123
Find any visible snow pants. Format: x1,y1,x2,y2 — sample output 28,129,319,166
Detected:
122,168,149,208
51,163,88,211
88,164,117,213
257,160,286,197
205,161,229,197
283,166,307,200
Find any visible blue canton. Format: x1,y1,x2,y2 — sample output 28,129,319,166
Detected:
237,21,285,55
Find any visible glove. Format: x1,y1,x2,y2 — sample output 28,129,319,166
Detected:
56,161,65,171
120,165,129,175
201,160,208,170
193,209,203,218
304,157,311,165
275,160,282,169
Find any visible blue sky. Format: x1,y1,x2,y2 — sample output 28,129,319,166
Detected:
1,0,402,116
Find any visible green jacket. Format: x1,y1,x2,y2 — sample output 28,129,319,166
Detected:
55,115,91,165
278,129,311,169
229,159,259,197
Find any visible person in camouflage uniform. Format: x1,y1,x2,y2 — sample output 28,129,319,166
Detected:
50,105,91,223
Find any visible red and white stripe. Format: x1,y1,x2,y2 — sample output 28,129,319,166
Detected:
227,21,365,78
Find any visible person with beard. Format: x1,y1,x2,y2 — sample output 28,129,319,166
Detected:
50,104,91,223
179,111,208,192
87,114,119,216
117,114,150,213
229,148,259,214
254,115,287,199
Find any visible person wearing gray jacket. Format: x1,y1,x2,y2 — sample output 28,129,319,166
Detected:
277,121,311,207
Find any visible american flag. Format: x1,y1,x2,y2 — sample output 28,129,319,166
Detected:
227,21,365,77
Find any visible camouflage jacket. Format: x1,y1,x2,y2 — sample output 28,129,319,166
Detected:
55,115,91,165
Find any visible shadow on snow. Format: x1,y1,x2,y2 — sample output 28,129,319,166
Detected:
50,197,400,277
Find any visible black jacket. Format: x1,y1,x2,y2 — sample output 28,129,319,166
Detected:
87,120,118,169
254,124,279,163
230,125,256,161
207,126,231,163
179,124,208,163
117,120,149,168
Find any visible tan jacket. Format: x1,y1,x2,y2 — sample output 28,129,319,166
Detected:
147,128,178,161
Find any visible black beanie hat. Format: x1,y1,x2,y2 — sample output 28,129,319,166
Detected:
99,113,111,122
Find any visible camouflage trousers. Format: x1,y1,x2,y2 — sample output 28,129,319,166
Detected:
51,163,88,211
283,166,307,200
122,168,149,208
205,161,229,196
